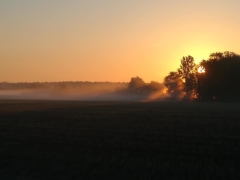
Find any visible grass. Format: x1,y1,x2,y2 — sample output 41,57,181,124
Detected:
0,100,240,179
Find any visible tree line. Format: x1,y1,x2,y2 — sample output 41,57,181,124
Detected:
1,51,240,101
164,51,240,101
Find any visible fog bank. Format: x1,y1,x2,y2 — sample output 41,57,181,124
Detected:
0,81,166,101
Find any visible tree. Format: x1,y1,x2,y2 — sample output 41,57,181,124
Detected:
198,51,240,101
164,71,184,99
147,81,165,92
178,55,197,99
126,77,165,98
128,76,145,89
209,51,238,60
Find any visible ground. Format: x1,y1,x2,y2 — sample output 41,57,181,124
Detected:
0,100,240,179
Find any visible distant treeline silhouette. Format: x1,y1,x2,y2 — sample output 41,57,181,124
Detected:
0,79,165,96
0,79,165,101
0,81,127,91
1,51,240,101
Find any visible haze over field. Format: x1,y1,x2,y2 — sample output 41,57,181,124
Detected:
0,82,127,100
1,0,240,83
0,79,166,101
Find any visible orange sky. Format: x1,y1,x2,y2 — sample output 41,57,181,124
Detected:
1,0,240,83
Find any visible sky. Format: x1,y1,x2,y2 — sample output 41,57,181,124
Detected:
1,0,240,83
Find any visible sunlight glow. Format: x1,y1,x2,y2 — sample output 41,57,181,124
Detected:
198,66,205,73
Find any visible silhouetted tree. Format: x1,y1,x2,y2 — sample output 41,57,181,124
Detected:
198,51,240,101
124,77,165,98
178,55,197,99
164,71,184,99
128,76,146,89
147,81,165,92
209,51,238,60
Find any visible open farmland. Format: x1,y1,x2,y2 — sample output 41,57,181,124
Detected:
0,100,240,179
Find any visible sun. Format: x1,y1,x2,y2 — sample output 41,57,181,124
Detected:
198,66,205,73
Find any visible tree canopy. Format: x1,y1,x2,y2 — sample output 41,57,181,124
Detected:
198,51,240,101
164,56,197,100
164,51,240,101
164,72,184,100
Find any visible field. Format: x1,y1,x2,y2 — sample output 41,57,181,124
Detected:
1,100,240,179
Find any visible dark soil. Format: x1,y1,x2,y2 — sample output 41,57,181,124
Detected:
1,100,240,179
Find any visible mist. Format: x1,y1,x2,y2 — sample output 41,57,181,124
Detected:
0,81,167,101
